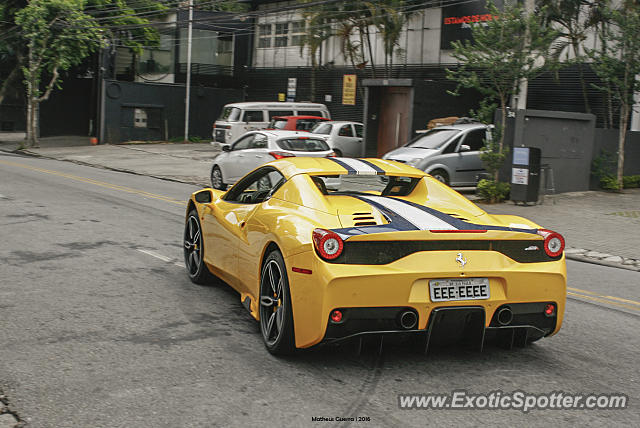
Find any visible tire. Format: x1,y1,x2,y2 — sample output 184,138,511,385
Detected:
431,169,449,186
333,148,343,157
184,210,216,285
210,165,226,190
259,250,295,355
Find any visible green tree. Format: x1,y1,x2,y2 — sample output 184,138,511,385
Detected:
446,1,557,182
3,0,168,145
300,0,334,101
587,0,640,191
365,0,409,78
16,0,102,147
541,0,605,114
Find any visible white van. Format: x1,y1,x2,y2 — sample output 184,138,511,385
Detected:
212,102,330,144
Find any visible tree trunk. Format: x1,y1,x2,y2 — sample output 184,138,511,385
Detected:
310,50,317,103
572,41,591,114
617,103,629,192
495,99,507,183
364,26,376,78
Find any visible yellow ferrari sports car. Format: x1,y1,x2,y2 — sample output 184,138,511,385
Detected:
184,157,566,355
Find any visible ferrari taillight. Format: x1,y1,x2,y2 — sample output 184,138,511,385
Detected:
269,151,295,160
312,228,344,260
544,303,556,317
537,229,565,257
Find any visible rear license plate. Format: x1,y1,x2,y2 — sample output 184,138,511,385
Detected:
429,278,490,302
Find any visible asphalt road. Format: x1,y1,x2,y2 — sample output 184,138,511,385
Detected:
1,152,638,427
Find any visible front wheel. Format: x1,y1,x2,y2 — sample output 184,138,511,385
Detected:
210,165,226,190
259,250,295,355
184,210,216,285
430,169,449,186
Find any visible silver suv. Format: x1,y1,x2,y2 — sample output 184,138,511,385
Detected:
381,123,489,186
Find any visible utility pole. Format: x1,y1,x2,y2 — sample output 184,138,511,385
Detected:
184,0,193,143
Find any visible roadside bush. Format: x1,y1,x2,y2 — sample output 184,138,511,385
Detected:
601,174,640,190
600,175,620,190
477,179,510,203
623,175,640,188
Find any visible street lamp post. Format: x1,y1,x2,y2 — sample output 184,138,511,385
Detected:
184,0,193,143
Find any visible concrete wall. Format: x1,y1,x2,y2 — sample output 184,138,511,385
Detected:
591,129,640,186
100,80,242,143
501,109,596,193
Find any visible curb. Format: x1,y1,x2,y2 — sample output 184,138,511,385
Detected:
565,253,640,272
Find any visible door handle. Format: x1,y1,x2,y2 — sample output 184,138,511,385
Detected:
255,155,262,158
240,221,246,228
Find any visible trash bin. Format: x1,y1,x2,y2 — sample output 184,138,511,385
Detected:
510,147,541,204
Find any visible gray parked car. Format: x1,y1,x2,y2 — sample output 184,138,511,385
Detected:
381,123,489,186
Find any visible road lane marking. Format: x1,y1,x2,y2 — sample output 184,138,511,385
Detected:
567,291,640,313
568,286,640,306
0,159,186,206
137,249,174,262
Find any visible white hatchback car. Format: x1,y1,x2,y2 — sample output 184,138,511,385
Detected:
211,130,335,190
310,121,364,157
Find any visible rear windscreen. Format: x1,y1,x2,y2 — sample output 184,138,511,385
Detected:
296,119,326,131
277,138,329,152
312,175,419,196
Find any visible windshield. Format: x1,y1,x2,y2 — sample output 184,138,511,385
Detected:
276,138,329,152
311,123,332,134
219,107,241,122
312,175,419,196
406,129,460,149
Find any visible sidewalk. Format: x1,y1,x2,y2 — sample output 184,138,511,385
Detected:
2,139,639,271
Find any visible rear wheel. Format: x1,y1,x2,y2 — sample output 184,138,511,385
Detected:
333,148,343,157
211,165,226,190
184,210,216,285
259,250,295,355
431,169,449,186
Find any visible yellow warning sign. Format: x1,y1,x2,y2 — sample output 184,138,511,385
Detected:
342,74,357,105
278,93,285,102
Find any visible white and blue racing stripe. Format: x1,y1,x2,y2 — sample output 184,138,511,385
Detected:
359,195,457,230
328,158,384,175
396,197,539,235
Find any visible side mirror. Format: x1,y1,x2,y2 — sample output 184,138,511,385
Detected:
194,189,213,203
459,144,471,152
221,144,231,152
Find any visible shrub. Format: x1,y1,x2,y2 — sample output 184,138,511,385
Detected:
600,175,620,190
477,179,510,203
623,175,640,188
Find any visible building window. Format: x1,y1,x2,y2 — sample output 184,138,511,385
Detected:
275,23,289,47
258,24,272,49
290,21,306,46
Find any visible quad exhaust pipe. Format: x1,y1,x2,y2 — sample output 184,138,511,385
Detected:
497,307,513,326
398,310,418,330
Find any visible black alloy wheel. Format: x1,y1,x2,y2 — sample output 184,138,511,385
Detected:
184,210,215,284
259,250,295,355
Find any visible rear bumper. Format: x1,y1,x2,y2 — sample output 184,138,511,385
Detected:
285,250,566,348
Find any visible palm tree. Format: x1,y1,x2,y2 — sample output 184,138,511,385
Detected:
541,0,607,114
